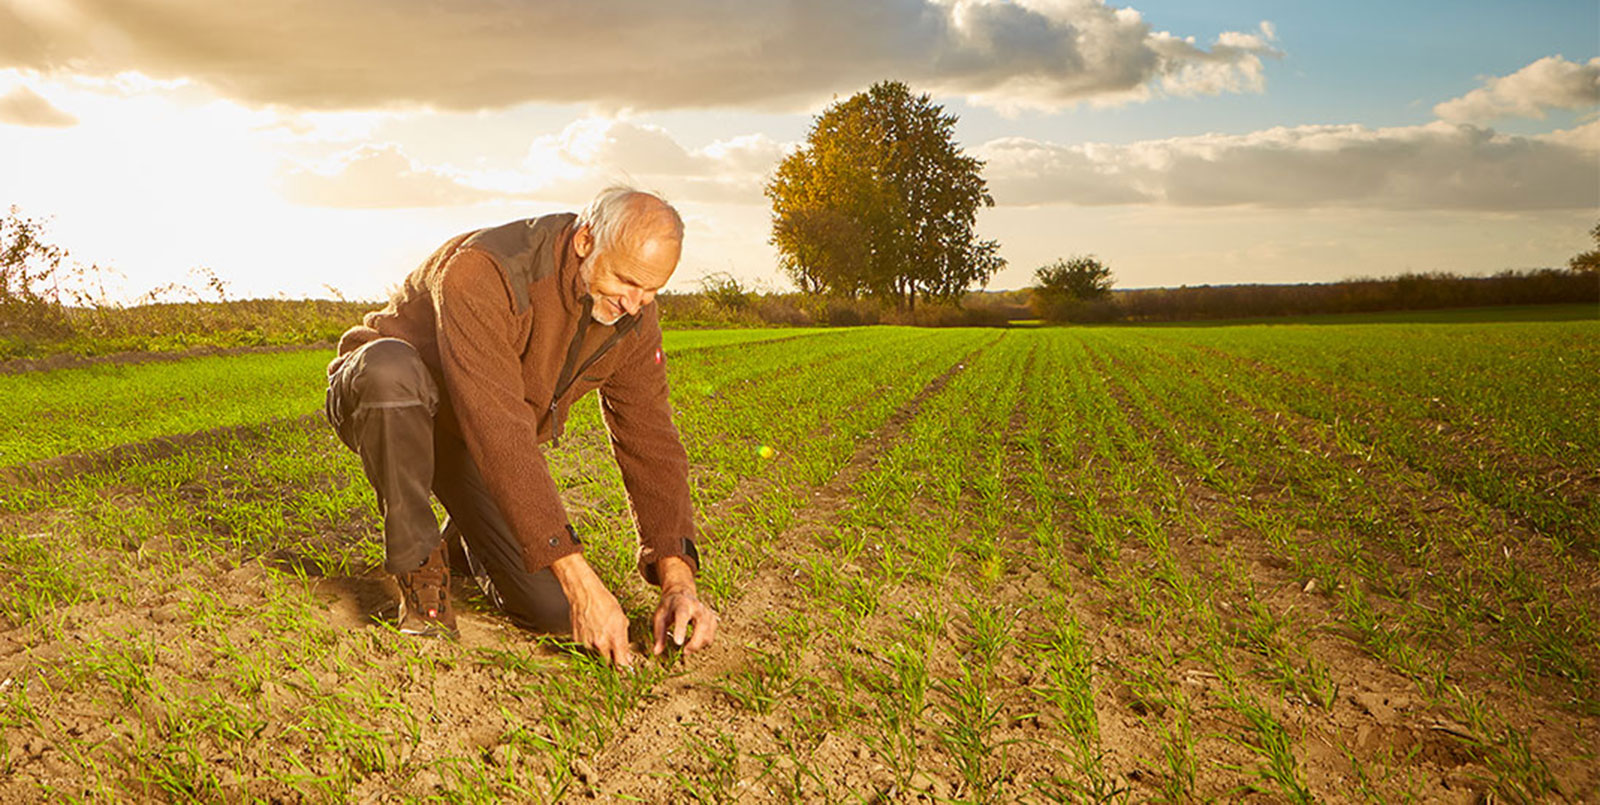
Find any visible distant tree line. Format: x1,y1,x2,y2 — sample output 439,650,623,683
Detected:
1030,224,1599,323
1109,269,1597,323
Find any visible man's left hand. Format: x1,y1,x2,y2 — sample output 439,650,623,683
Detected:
652,555,719,655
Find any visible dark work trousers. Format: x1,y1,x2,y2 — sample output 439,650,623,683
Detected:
324,337,571,633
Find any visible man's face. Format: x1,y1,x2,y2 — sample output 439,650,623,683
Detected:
576,227,679,326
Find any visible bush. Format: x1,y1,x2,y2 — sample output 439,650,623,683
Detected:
698,272,753,312
1031,256,1117,322
0,207,73,340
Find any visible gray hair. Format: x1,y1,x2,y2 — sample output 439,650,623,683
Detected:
576,185,684,255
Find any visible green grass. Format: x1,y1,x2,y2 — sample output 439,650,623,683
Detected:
0,328,832,470
0,319,1594,801
0,350,334,467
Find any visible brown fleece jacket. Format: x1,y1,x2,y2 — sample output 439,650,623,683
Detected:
329,213,698,582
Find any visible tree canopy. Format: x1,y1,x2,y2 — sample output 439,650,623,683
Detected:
764,81,1003,309
1031,255,1117,322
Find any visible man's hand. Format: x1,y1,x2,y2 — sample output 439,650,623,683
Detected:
652,555,719,655
550,553,633,668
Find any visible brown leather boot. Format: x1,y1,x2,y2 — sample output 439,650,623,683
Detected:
394,541,457,638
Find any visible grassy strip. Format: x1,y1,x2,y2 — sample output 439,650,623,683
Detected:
0,350,334,468
0,328,834,470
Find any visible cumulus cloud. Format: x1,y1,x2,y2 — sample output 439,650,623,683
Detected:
523,118,788,203
280,144,507,208
1,0,1276,112
280,119,787,209
0,85,77,126
1434,56,1600,122
978,119,1600,211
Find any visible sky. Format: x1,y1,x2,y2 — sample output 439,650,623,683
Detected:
0,0,1596,301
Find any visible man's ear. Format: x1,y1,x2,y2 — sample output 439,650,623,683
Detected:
573,224,594,259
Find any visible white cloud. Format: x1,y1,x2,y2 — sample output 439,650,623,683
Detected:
521,118,788,204
1434,56,1600,122
1,0,1277,113
978,119,1600,211
280,144,507,209
276,118,790,209
0,85,77,127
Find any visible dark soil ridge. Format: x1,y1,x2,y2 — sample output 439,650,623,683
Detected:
584,336,1000,801
0,413,325,489
0,342,332,376
1086,346,1600,801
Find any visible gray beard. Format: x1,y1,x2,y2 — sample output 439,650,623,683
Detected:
593,301,624,326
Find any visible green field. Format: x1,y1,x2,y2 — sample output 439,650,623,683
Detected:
0,314,1595,802
0,327,828,468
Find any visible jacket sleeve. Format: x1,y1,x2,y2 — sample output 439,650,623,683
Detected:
598,305,700,584
431,250,581,572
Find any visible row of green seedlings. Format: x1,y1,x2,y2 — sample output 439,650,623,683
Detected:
841,331,1033,802
0,331,984,800
1155,324,1599,546
1090,330,1583,800
1170,321,1600,466
1122,331,1598,711
692,332,1038,802
1013,331,1321,803
667,330,1009,802
1186,344,1589,800
651,327,993,607
879,329,1322,802
1142,331,1596,704
1082,334,1477,800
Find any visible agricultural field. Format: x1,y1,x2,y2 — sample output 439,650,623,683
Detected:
0,310,1596,803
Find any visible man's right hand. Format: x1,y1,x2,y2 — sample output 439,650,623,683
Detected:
550,553,633,668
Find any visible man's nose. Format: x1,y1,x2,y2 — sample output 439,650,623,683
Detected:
623,288,651,314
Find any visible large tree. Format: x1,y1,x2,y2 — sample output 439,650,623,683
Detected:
765,81,1003,309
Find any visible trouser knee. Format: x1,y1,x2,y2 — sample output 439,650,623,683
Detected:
346,338,438,410
326,338,439,449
